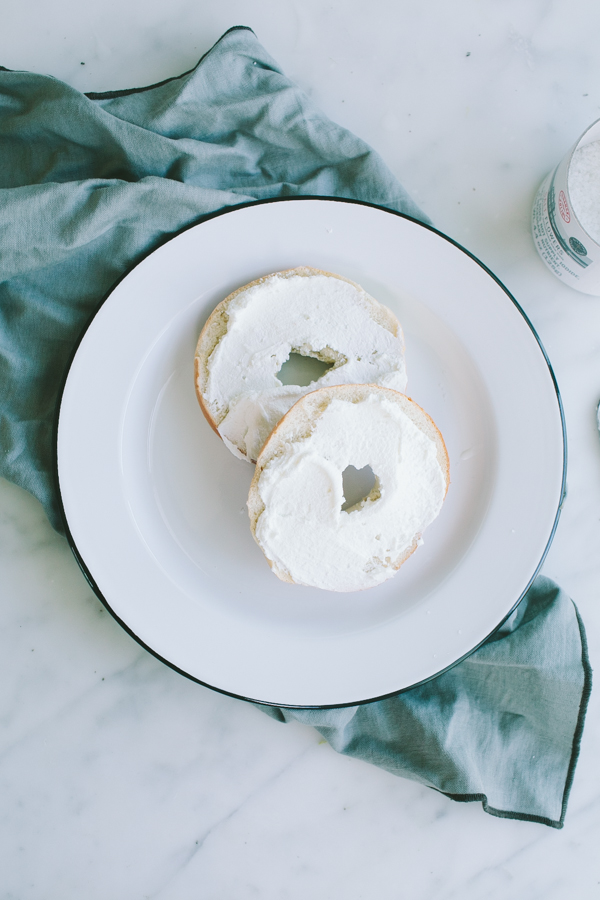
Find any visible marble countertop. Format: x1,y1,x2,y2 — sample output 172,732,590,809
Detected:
2,1,600,897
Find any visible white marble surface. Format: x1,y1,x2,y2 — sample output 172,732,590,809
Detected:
2,1,600,896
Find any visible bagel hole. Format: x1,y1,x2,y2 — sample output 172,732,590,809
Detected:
341,465,377,512
277,352,334,387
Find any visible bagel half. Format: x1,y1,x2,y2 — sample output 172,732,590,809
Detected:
247,384,449,592
194,267,407,462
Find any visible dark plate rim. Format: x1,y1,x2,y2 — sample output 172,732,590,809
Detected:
53,195,567,709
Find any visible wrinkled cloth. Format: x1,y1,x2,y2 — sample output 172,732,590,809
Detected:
260,577,590,826
0,25,590,828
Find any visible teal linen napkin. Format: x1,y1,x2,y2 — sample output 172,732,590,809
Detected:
0,26,590,827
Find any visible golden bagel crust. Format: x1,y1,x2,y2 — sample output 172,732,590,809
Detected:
194,267,404,460
247,383,449,588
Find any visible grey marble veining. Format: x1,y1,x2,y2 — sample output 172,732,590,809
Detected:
1,1,600,897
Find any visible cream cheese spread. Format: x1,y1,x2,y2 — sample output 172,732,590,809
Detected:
204,273,407,461
568,139,600,243
252,394,447,592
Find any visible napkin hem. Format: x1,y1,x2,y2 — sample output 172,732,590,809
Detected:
439,793,564,829
84,26,255,100
439,600,592,829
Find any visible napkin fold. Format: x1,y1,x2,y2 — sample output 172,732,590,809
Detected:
0,26,590,827
261,577,590,826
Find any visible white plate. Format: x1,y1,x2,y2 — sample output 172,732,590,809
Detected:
57,198,565,707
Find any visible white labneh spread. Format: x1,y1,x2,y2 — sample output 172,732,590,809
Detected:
568,139,600,243
253,395,446,592
205,273,407,461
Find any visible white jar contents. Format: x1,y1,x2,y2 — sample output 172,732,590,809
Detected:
249,388,448,592
568,139,600,243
